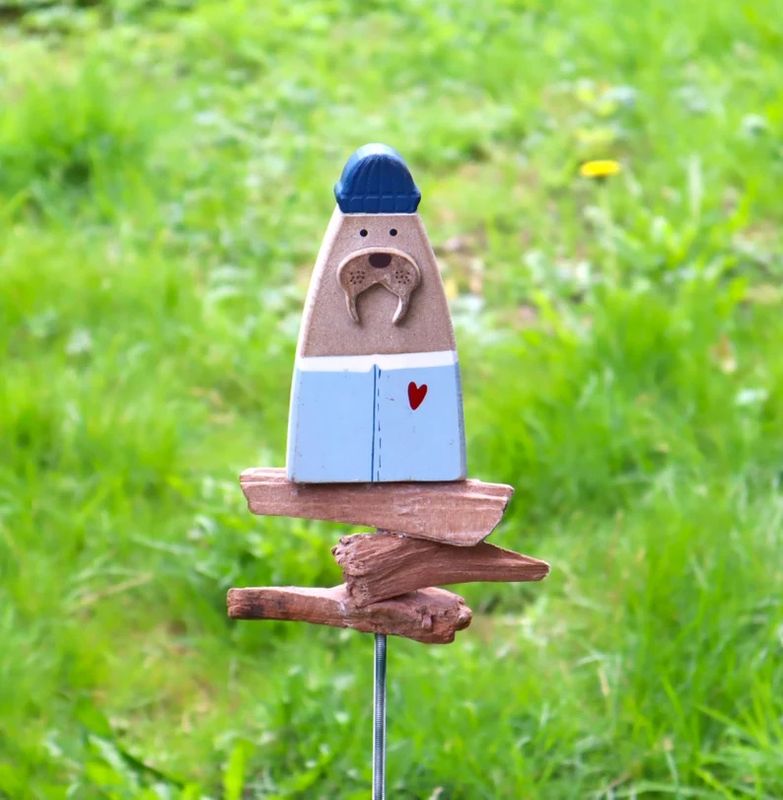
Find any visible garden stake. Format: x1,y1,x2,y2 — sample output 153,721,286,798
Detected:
225,144,550,794
373,633,387,800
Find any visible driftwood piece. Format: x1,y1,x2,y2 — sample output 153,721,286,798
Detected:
240,468,512,545
333,532,550,606
226,584,471,644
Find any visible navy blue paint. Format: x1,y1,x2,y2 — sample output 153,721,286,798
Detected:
334,143,421,214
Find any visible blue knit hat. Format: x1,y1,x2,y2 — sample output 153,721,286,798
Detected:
334,143,421,214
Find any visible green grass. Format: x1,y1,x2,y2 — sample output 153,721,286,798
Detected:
1,0,782,797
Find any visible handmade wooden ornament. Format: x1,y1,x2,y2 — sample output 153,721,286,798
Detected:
286,143,466,483
227,143,551,798
231,144,550,642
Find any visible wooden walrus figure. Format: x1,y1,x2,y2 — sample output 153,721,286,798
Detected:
286,143,466,483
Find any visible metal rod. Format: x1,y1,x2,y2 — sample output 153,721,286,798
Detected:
372,633,387,800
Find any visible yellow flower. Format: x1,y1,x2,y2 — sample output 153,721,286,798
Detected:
579,159,622,179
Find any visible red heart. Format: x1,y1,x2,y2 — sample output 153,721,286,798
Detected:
407,381,428,410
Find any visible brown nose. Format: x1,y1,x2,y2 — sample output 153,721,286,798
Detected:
369,252,392,269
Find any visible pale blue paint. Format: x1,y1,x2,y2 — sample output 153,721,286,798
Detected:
286,359,466,483
287,367,374,482
373,364,465,481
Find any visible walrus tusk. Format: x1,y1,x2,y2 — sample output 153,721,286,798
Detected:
392,294,410,325
346,294,360,323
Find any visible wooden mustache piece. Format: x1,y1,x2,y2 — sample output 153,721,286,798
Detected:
336,248,421,324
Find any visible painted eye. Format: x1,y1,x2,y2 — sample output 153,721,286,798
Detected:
359,229,368,237
389,228,398,236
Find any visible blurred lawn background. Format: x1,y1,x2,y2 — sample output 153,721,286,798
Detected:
1,1,782,798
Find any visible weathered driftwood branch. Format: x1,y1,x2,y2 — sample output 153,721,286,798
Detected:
239,468,512,546
333,531,550,606
227,584,471,644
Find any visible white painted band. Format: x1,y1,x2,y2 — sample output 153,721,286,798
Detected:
296,350,458,372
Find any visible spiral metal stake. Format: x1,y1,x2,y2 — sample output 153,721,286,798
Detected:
372,633,387,800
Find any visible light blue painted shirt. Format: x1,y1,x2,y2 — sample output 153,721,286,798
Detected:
287,351,466,483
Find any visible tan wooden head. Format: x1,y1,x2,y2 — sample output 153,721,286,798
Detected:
297,210,456,358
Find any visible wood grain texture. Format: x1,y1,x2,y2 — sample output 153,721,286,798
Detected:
240,467,513,545
297,210,455,357
333,531,550,606
226,584,471,644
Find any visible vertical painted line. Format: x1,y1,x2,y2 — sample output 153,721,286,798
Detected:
370,364,377,482
375,366,382,482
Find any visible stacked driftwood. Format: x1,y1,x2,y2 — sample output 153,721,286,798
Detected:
227,468,549,644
